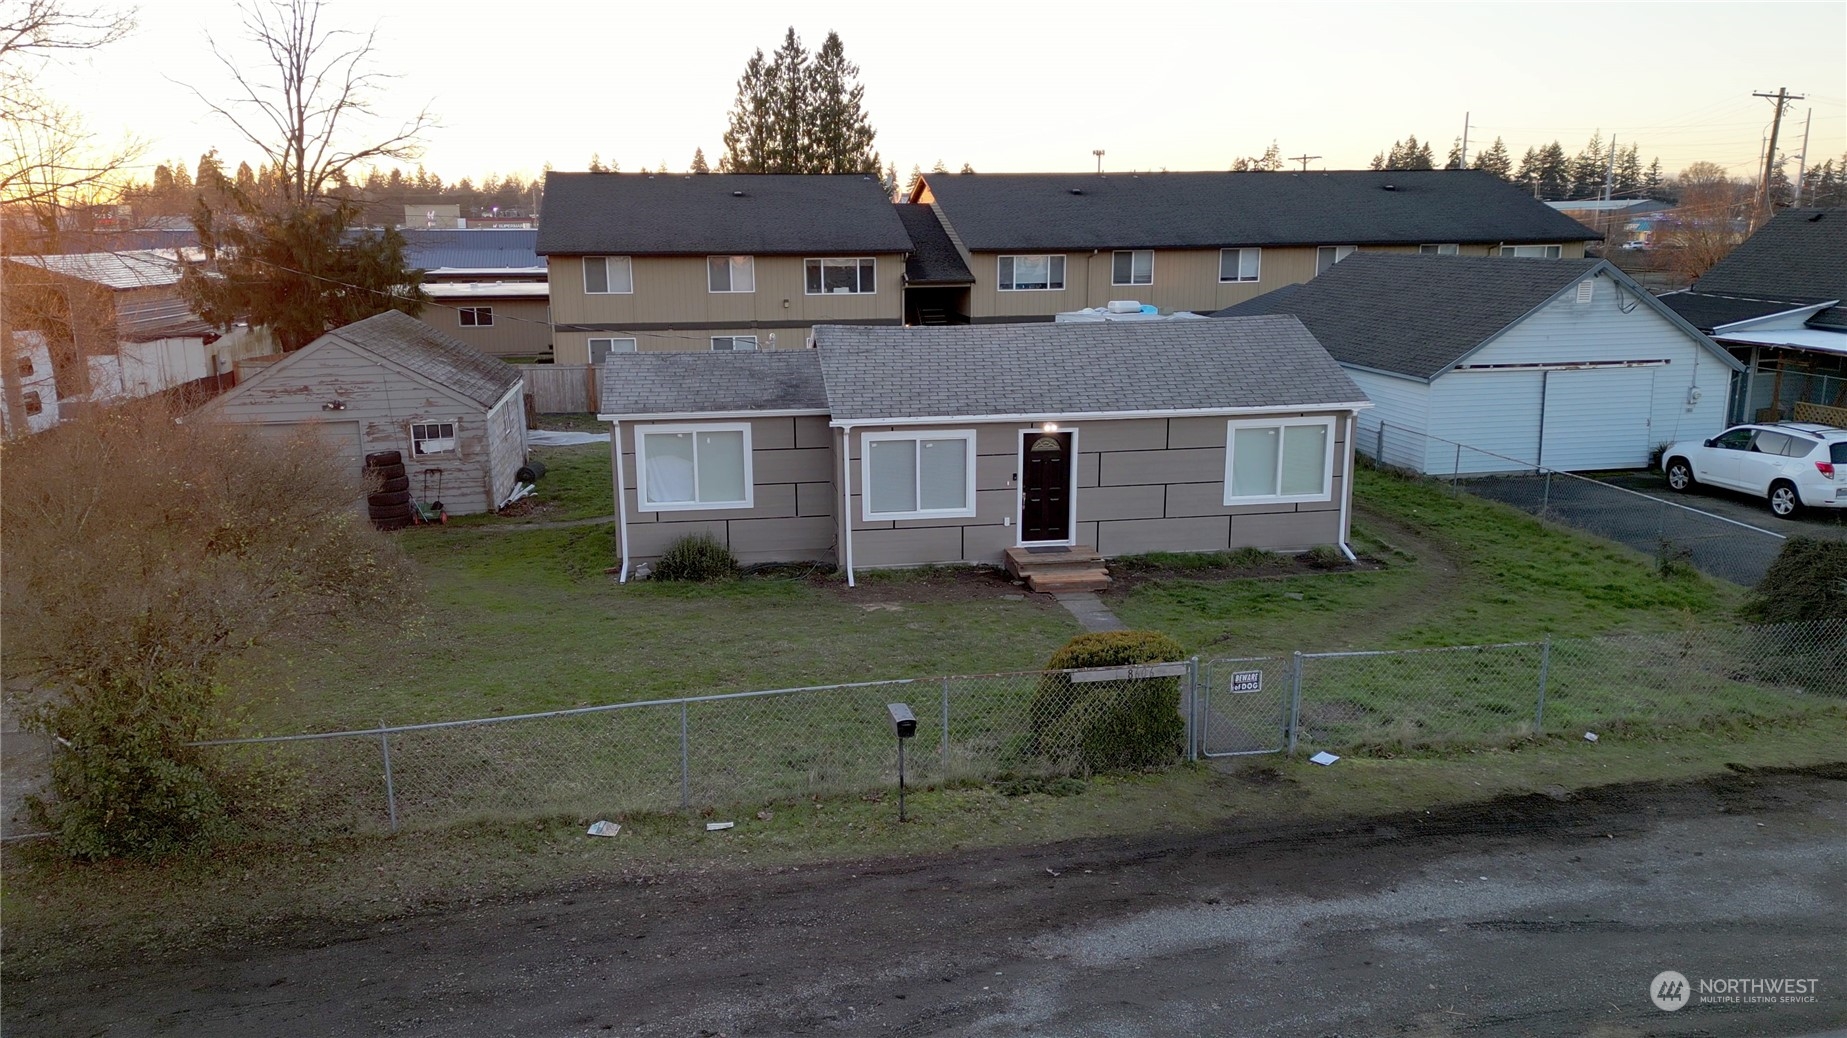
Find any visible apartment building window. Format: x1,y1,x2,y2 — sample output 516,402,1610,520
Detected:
583,256,633,294
1316,246,1357,275
1111,250,1153,286
1224,418,1335,504
459,306,494,327
805,257,876,294
862,430,976,520
1420,244,1460,255
708,255,755,293
997,254,1065,291
411,421,459,458
1500,245,1563,258
711,336,758,352
1218,248,1261,283
634,423,752,510
589,337,637,363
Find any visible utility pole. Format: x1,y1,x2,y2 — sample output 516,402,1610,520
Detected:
1602,134,1618,202
1459,111,1470,169
1753,87,1804,219
1793,108,1813,206
1289,154,1321,171
1092,149,1105,174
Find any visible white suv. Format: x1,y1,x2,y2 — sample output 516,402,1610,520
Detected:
1663,422,1847,517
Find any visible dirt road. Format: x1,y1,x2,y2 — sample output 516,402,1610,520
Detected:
9,768,1846,1037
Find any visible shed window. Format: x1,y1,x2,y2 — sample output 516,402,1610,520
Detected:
1224,418,1335,504
862,431,977,520
411,421,458,458
635,423,752,510
583,256,633,294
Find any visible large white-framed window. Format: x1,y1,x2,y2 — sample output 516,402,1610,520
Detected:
1316,245,1357,275
861,430,977,521
707,255,755,293
805,257,876,295
589,337,637,363
711,335,758,352
1420,243,1460,255
1500,244,1563,258
634,422,753,511
1223,417,1336,505
583,256,633,294
459,306,494,327
1218,247,1261,282
1111,250,1152,286
411,420,459,458
997,254,1066,291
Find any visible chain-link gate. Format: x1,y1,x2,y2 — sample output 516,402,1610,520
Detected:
1199,657,1293,756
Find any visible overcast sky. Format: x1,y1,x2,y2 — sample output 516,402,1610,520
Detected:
36,0,1847,190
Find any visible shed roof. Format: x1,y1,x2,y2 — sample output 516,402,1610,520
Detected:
813,318,1363,423
6,248,194,289
1215,253,1737,381
538,173,911,256
918,169,1600,252
1656,290,1828,333
895,205,973,285
596,351,828,417
313,310,522,408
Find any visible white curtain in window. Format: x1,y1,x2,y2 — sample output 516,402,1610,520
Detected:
1280,425,1329,495
917,438,967,510
1231,427,1281,497
867,439,916,513
1012,254,1049,288
1238,248,1260,279
695,430,746,503
643,433,696,504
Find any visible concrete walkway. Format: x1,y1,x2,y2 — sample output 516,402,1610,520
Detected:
1053,591,1127,633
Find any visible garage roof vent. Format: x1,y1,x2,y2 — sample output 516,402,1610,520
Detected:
1575,280,1595,305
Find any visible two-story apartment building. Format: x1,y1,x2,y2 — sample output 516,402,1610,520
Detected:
537,173,911,362
910,170,1599,322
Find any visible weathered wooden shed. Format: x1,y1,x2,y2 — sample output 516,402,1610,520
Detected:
203,310,528,515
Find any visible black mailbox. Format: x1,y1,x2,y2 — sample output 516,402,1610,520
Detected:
887,702,916,739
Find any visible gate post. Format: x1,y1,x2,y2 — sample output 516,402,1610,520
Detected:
379,729,399,833
679,701,691,809
1535,635,1552,732
1287,652,1305,755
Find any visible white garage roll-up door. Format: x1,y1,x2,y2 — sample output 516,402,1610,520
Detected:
250,420,366,489
1539,367,1657,471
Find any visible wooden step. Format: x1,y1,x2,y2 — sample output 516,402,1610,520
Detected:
1004,545,1104,580
1025,568,1112,593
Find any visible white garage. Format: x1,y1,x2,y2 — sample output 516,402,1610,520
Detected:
1218,254,1743,475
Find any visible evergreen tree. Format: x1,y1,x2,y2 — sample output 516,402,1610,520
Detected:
1643,157,1665,199
1445,137,1463,170
719,46,775,172
719,28,881,174
1614,143,1643,197
881,161,898,198
1471,137,1512,180
690,146,710,174
903,163,923,198
931,159,948,174
958,162,975,174
236,160,258,195
1374,135,1435,171
1568,131,1608,199
806,31,879,173
764,28,809,172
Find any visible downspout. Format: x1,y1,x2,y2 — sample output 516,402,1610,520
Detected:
1338,411,1358,562
838,424,856,586
612,421,632,582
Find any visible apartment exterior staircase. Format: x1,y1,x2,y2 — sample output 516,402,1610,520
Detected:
1003,545,1111,593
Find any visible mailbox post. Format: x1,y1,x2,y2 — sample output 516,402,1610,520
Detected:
887,703,916,822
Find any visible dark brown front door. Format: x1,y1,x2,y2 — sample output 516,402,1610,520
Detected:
1020,431,1073,542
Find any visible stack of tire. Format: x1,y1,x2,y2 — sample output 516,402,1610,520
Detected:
365,450,414,531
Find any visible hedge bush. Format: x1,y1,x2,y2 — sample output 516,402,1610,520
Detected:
1030,630,1187,774
652,533,738,581
1744,536,1847,623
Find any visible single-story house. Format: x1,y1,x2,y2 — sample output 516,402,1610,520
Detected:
201,310,528,514
1216,254,1743,475
595,319,1370,585
1658,208,1846,425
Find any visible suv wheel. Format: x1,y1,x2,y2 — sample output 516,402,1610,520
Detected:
1665,459,1694,492
1768,481,1801,518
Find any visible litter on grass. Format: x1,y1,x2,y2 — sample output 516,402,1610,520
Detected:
706,821,735,832
585,820,621,837
1309,751,1340,766
1584,732,1600,743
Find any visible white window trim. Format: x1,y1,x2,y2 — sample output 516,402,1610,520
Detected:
459,306,494,327
1110,250,1153,287
711,335,759,352
1222,417,1337,505
1218,247,1261,283
1316,245,1357,273
707,255,756,293
633,421,754,512
410,420,460,459
1500,244,1563,258
582,256,634,295
589,337,637,362
1420,243,1460,255
804,257,877,295
996,254,1067,292
860,429,979,522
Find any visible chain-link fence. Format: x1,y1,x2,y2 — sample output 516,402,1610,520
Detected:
172,619,1847,839
1357,417,1793,587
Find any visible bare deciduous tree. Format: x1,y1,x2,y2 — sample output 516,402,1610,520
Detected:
183,0,435,206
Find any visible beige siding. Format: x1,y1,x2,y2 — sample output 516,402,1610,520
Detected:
418,299,553,358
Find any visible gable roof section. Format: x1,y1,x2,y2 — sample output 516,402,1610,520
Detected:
919,170,1600,252
537,173,912,256
814,319,1363,424
314,310,522,408
895,205,974,285
1215,253,1739,380
7,248,193,289
596,351,829,418
1687,208,1847,329
1656,290,1830,333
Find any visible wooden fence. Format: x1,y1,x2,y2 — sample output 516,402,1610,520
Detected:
1794,400,1847,429
519,364,598,414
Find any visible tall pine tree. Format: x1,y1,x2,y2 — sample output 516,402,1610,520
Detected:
720,28,880,174
1472,137,1512,180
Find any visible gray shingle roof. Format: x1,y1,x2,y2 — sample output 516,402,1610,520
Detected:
920,170,1601,252
319,310,522,408
7,249,191,289
596,351,828,417
1656,290,1828,333
1215,254,1604,380
537,173,911,256
895,205,973,285
1687,208,1847,330
813,319,1363,423
395,229,542,271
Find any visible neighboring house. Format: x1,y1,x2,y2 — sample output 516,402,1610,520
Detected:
595,319,1369,585
404,204,463,229
420,281,552,359
1658,208,1847,425
202,310,528,515
539,173,911,362
396,228,546,281
1546,199,1675,244
2,331,61,436
910,170,1599,323
1217,254,1742,475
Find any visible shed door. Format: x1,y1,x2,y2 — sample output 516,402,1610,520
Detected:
251,420,366,489
1539,367,1656,471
